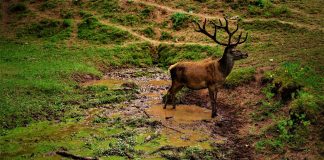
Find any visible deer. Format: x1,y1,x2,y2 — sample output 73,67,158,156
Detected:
164,18,248,118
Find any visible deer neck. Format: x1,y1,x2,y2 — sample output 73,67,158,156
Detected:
218,47,234,77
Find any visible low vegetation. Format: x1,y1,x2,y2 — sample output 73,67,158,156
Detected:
157,44,222,67
224,67,256,88
78,17,133,44
254,62,323,154
1,0,323,159
17,19,72,41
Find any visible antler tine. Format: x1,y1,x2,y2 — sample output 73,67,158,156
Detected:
218,19,222,27
193,18,230,46
237,33,248,44
233,32,248,46
193,18,207,32
233,32,243,46
232,22,239,35
203,18,207,29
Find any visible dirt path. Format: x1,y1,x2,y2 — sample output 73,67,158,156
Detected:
99,18,215,46
131,0,222,19
66,17,81,47
133,0,324,31
84,67,264,159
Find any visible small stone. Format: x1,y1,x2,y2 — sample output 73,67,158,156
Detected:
269,58,274,62
145,135,152,142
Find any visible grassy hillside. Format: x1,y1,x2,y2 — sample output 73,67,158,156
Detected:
0,0,323,159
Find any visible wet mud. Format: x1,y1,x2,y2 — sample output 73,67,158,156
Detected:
84,67,262,159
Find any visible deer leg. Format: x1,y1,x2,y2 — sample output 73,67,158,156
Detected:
164,82,183,109
172,85,183,109
213,89,218,118
208,86,218,118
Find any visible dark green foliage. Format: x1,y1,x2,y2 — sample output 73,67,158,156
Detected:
17,19,72,41
157,44,222,67
142,27,155,38
78,17,131,44
224,67,256,88
60,9,74,19
141,6,153,18
39,1,57,11
111,14,143,26
90,0,120,13
289,91,322,123
9,3,27,13
170,12,190,30
159,31,172,40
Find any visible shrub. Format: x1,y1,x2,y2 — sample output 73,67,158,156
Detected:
170,12,190,30
160,31,172,40
111,14,142,26
272,5,290,16
91,0,120,13
9,3,27,13
141,7,153,18
18,19,72,40
39,1,57,11
289,91,321,123
60,10,74,18
255,0,272,8
142,27,155,38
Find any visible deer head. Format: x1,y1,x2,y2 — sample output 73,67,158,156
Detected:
193,18,248,60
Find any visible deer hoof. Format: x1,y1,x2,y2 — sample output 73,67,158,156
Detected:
211,113,218,118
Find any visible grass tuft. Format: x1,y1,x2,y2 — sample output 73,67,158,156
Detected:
224,67,256,88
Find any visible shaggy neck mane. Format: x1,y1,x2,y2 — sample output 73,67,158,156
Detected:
218,47,234,77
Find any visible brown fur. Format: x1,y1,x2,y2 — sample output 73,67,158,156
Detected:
164,18,248,118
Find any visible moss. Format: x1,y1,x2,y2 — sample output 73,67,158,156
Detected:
224,67,256,88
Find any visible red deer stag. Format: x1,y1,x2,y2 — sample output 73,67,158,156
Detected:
164,18,248,118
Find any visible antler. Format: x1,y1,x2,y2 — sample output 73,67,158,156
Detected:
193,18,248,47
193,18,227,46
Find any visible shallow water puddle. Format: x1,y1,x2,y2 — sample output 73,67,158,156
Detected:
161,129,212,148
147,105,212,123
80,70,223,148
141,79,170,86
82,78,127,89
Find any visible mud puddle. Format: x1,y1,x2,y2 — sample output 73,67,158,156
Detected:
147,105,212,122
82,67,259,159
82,67,224,148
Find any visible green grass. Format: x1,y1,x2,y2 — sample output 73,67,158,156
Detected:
224,67,256,88
157,44,222,67
170,12,190,30
17,19,73,41
77,17,133,44
0,38,154,130
254,62,323,154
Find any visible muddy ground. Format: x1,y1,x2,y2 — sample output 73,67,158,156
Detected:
83,67,265,159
